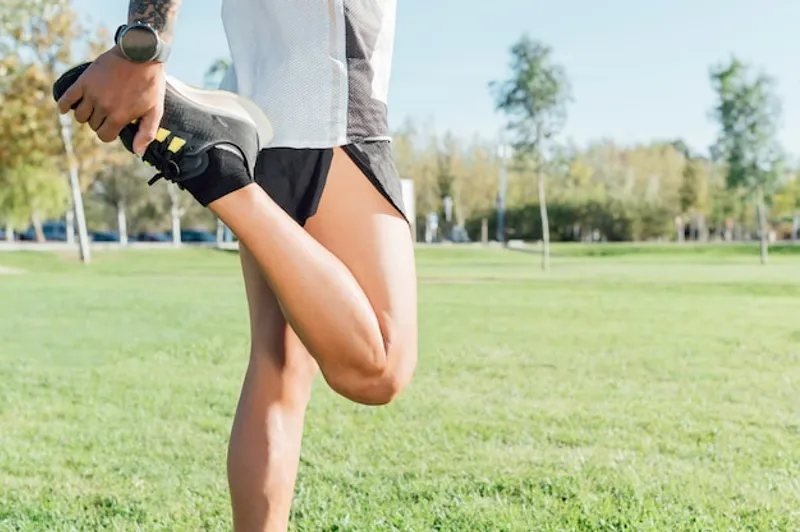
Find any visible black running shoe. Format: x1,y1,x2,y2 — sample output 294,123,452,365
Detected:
53,62,273,205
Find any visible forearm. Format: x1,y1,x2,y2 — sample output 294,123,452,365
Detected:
127,0,183,42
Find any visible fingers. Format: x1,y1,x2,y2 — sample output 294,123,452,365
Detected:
95,110,130,143
132,105,162,156
88,109,106,132
73,98,94,124
56,79,84,114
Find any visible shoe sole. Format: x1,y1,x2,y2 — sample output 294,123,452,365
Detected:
165,76,274,150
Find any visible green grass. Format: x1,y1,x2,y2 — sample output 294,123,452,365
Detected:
1,245,799,531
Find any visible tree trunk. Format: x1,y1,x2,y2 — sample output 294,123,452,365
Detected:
698,214,709,242
792,213,799,242
675,216,685,243
4,220,13,242
756,185,768,265
31,209,45,243
216,218,224,245
733,223,743,242
117,201,128,246
58,111,91,263
497,148,508,244
171,208,181,247
168,186,182,247
65,209,75,245
537,163,550,271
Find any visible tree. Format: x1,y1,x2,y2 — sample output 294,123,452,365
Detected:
0,62,74,241
678,158,706,240
491,35,571,270
391,119,442,236
204,58,231,89
0,0,111,247
0,162,68,240
709,57,784,263
673,142,715,242
451,137,499,229
143,177,213,245
435,132,461,236
772,173,800,241
90,151,151,245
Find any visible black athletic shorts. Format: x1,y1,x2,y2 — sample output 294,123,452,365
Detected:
253,140,407,226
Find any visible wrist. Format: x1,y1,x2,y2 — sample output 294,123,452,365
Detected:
109,45,165,69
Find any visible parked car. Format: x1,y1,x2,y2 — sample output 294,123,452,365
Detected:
180,229,216,243
91,231,120,242
19,220,68,241
135,231,171,242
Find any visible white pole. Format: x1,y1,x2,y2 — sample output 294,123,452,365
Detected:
65,209,75,244
496,136,509,243
58,113,91,263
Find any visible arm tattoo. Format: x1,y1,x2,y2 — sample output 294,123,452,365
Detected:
128,0,183,41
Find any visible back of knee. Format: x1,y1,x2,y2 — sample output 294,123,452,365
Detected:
248,342,318,404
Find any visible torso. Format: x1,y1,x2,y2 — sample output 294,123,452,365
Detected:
220,0,397,149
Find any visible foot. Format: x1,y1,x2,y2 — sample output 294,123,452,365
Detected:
53,62,274,206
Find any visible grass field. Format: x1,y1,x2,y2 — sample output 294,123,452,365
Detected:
1,245,799,531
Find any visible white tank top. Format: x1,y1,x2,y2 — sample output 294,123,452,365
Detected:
219,0,396,149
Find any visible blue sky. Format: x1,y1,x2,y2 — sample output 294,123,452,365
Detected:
74,0,800,157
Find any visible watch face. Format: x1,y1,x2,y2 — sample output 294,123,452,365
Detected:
121,26,158,62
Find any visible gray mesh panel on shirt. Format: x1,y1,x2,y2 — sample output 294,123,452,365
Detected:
344,0,394,142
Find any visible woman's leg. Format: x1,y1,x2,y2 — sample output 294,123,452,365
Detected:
210,147,418,406
226,244,318,532
223,146,418,531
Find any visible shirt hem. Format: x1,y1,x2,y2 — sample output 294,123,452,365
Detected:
264,134,392,150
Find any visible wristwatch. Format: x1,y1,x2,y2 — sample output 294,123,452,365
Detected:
114,22,171,63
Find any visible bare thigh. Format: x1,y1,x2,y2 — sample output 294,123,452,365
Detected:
303,147,418,395
239,243,317,392
239,145,417,398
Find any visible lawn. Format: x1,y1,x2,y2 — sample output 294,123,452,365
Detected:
1,245,799,531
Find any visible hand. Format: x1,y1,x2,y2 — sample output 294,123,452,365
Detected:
57,47,166,156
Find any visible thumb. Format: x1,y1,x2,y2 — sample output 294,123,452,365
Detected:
133,105,162,157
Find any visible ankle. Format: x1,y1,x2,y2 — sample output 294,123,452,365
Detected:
180,147,253,206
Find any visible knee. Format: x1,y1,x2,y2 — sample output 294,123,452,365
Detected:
327,344,417,406
356,367,412,406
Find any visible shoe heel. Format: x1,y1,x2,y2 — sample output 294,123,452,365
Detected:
232,94,274,150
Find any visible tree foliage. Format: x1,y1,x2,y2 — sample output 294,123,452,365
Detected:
709,57,783,194
0,0,110,175
204,58,231,89
709,57,784,262
0,0,114,234
490,35,571,269
1,10,797,248
490,35,571,152
0,162,67,229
